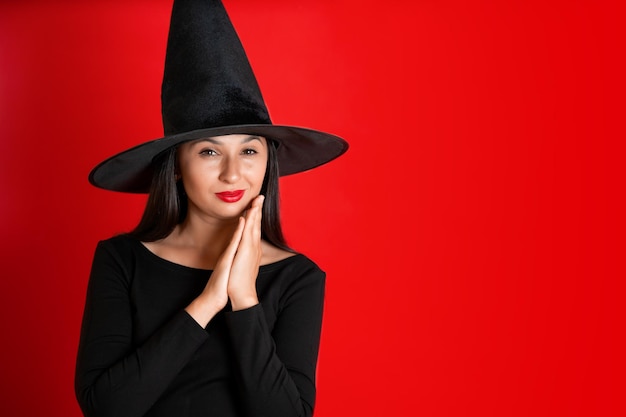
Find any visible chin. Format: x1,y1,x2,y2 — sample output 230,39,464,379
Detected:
214,203,248,218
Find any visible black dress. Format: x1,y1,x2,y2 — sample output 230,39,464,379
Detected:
75,235,325,417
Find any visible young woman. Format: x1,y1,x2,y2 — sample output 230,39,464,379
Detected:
74,1,347,416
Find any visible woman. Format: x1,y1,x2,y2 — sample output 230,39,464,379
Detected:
74,1,347,416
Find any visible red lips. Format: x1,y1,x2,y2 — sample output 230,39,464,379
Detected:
215,190,245,203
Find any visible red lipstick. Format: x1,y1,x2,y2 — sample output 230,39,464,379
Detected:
215,190,245,203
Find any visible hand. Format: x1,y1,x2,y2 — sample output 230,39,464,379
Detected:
228,194,264,310
185,216,245,326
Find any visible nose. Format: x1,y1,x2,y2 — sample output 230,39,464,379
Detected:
218,156,241,184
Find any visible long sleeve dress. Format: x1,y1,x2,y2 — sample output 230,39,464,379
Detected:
75,234,325,417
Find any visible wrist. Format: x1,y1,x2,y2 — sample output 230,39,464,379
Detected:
230,294,259,311
185,294,224,327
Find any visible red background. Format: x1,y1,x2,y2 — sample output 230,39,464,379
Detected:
1,0,624,416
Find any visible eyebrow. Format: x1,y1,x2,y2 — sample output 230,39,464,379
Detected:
192,135,263,146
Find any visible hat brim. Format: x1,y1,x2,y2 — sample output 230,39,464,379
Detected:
88,124,348,193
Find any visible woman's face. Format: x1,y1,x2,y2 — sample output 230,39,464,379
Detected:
177,134,268,220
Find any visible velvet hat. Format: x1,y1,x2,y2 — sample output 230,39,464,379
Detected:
89,0,348,193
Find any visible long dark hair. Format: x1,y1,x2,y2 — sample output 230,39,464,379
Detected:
129,140,291,251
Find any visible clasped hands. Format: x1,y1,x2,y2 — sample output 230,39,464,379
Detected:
185,195,264,327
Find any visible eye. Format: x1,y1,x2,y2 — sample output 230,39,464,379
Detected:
242,148,258,155
199,148,218,156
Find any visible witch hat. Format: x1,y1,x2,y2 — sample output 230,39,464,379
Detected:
89,0,348,193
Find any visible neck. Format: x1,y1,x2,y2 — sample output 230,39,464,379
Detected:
171,211,240,264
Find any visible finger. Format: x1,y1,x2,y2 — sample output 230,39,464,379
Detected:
253,194,264,206
251,195,264,230
230,216,246,248
243,195,262,231
209,217,244,300
218,216,245,264
244,195,261,222
242,205,257,242
237,202,259,254
253,195,264,240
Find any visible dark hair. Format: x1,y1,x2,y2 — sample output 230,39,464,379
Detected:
129,140,292,252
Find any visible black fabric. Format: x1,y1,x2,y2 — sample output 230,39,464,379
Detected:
161,0,271,134
75,235,325,417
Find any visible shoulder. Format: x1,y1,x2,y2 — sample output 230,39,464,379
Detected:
95,234,138,258
260,241,297,265
90,234,144,276
260,252,326,309
87,235,142,289
260,249,326,294
260,241,323,275
261,242,324,275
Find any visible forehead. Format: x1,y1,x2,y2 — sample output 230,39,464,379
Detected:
185,134,267,147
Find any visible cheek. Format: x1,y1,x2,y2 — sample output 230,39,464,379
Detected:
255,159,268,187
180,162,213,194
246,164,265,194
248,168,266,193
244,156,268,183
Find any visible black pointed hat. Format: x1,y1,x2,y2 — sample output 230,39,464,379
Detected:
89,0,348,193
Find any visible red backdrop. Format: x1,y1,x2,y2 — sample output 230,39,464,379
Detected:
1,0,624,416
